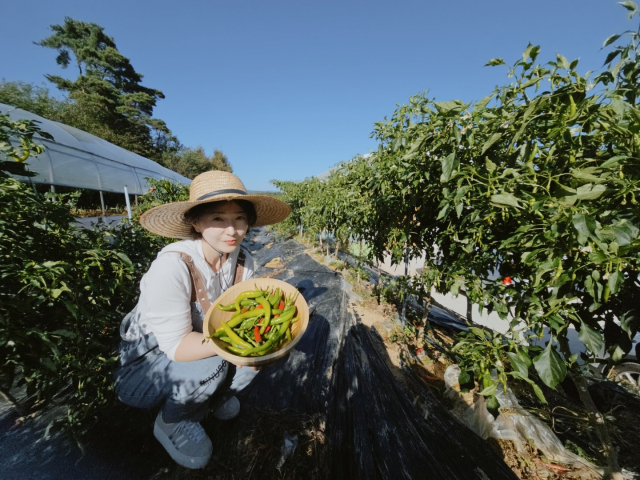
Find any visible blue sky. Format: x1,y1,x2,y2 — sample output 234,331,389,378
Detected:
1,0,634,190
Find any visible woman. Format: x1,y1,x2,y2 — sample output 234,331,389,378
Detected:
114,171,290,469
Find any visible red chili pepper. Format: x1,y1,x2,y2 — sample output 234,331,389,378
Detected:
256,304,263,309
254,326,262,342
278,300,285,310
274,315,280,318
265,326,272,333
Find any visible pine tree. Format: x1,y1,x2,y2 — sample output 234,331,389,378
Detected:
37,17,178,160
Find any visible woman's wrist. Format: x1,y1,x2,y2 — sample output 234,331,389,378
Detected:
173,331,217,362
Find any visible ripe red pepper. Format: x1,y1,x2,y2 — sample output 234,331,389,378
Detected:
278,300,285,310
254,326,262,342
265,326,272,333
256,304,263,309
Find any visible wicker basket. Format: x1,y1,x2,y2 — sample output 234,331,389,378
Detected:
203,278,309,367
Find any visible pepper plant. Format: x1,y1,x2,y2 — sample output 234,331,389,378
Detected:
270,6,640,474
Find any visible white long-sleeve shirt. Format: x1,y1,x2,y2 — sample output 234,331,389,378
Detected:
122,239,254,360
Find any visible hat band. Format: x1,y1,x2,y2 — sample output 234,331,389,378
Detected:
197,188,247,201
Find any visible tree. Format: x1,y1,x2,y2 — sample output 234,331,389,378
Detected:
160,146,232,179
37,17,179,161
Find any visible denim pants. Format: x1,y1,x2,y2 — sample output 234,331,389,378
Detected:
114,331,257,423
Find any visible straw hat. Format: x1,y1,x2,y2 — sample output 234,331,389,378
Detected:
139,171,291,239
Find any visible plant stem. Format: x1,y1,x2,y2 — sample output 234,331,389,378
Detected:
570,371,623,480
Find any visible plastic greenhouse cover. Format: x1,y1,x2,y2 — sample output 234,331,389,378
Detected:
0,103,191,195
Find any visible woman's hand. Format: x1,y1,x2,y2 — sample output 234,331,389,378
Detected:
236,365,261,371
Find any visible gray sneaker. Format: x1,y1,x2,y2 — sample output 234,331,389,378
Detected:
153,412,212,469
212,396,240,420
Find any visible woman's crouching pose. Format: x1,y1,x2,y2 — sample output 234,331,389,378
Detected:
114,171,290,469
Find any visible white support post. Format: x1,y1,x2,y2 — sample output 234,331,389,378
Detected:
99,191,106,216
124,186,132,223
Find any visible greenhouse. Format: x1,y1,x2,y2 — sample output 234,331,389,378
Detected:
0,103,191,196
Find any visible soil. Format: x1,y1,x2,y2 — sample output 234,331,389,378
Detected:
341,289,640,480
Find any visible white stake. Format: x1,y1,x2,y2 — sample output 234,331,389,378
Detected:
124,186,132,223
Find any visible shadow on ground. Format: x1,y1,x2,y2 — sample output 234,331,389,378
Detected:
0,227,517,480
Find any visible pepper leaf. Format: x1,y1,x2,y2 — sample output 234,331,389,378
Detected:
533,342,567,389
578,321,604,356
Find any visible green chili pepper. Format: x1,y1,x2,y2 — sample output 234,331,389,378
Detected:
226,346,245,355
238,316,260,330
256,296,272,335
240,299,259,307
268,287,281,307
270,308,296,325
217,303,236,311
224,309,266,329
220,321,252,349
234,290,264,311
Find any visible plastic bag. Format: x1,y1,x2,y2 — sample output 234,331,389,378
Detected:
494,387,599,471
276,431,299,469
444,365,518,442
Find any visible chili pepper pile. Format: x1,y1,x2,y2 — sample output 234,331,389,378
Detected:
211,286,300,357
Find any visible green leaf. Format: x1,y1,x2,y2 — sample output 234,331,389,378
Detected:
612,345,626,362
611,222,635,246
608,270,623,295
507,351,531,377
571,168,604,183
575,183,607,200
469,327,490,339
523,377,547,403
533,342,567,388
556,53,570,69
490,193,521,208
610,98,626,118
481,132,503,155
521,76,541,89
478,382,498,396
435,100,465,113
619,0,638,18
578,321,604,356
475,94,493,110
601,155,628,168
620,312,638,338
50,329,77,338
572,214,596,245
458,370,471,385
436,204,450,220
485,58,506,67
603,34,621,48
440,152,458,183
485,158,497,174
51,288,64,299
116,252,133,265
603,49,622,67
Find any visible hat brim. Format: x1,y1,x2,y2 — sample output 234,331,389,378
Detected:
139,193,291,239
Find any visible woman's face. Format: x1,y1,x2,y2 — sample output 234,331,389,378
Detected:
191,201,249,255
